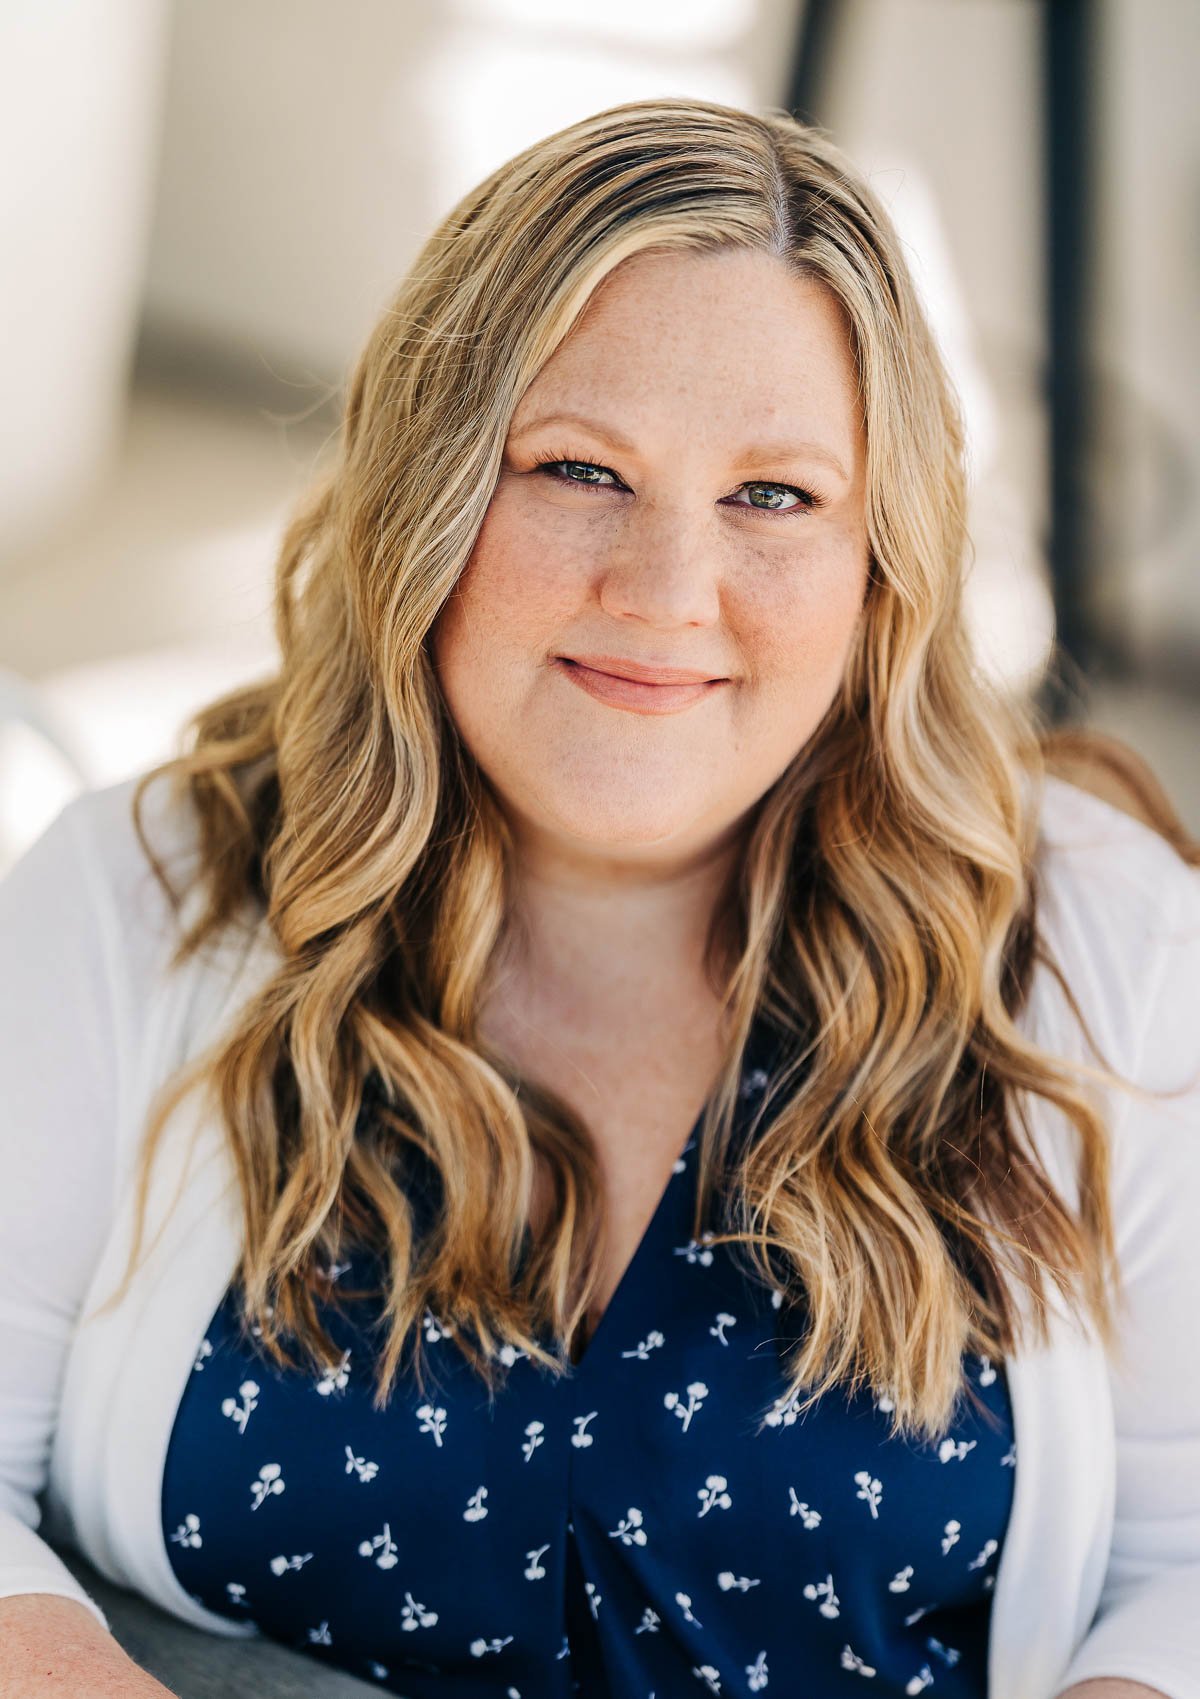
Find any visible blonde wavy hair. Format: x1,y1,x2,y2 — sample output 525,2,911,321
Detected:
95,95,1197,1445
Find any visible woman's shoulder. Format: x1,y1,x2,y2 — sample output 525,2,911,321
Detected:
1036,766,1194,874
45,768,280,1090
65,764,203,876
1029,770,1200,1080
43,768,202,951
1034,769,1198,928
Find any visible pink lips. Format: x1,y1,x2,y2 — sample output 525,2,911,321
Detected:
561,652,724,685
554,657,726,715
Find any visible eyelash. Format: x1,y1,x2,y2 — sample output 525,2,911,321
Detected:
529,451,824,517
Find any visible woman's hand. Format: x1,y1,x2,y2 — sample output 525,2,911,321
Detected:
1057,1682,1172,1697
0,1592,178,1697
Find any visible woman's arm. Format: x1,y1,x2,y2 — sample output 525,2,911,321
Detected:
0,1594,175,1697
1039,814,1200,1698
0,790,179,1630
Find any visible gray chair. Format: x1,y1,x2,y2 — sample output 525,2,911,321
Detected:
50,1538,384,1698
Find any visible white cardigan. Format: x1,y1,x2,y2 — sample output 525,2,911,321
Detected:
1,771,1198,1697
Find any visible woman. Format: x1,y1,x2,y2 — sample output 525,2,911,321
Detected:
0,97,1197,1699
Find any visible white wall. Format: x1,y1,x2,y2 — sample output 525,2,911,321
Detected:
140,0,800,383
89,0,1200,686
816,0,1053,685
0,0,169,568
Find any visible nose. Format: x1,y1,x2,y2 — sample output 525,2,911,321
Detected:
593,514,723,631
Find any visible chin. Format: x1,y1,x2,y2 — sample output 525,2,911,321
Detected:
526,787,729,856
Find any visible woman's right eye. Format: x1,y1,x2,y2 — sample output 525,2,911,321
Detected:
532,456,622,488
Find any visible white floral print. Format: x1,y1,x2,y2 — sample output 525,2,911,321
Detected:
344,1444,379,1482
663,1379,708,1431
399,1590,437,1631
854,1470,884,1518
160,1024,1013,1694
841,1643,876,1676
803,1572,841,1618
248,1462,284,1511
717,1570,760,1592
169,1512,201,1549
608,1507,646,1547
315,1350,350,1397
620,1329,665,1360
570,1411,597,1448
357,1522,398,1570
416,1402,447,1446
220,1379,258,1433
697,1473,731,1516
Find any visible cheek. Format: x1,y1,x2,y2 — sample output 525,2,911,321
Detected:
746,544,868,698
429,495,587,737
445,492,586,659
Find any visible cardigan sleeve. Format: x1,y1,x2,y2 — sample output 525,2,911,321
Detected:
0,778,191,1635
1050,812,1200,1697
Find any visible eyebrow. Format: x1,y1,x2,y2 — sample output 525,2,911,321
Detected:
509,410,851,483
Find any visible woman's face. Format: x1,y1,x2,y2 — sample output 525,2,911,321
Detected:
429,246,870,871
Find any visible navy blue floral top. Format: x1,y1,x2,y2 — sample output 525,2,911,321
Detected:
163,1019,1016,1696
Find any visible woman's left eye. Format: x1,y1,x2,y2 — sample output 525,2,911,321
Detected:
729,481,818,515
531,455,820,516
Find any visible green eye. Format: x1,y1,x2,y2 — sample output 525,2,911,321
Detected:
533,456,620,486
531,454,822,516
734,482,817,513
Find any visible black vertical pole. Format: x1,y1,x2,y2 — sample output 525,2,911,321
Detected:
785,0,845,128
1041,0,1103,721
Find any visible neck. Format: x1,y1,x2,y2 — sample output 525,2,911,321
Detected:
488,818,747,1034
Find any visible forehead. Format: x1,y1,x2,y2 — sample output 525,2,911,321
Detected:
510,248,862,468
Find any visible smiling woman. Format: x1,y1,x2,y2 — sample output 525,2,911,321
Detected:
431,250,869,860
1,95,1198,1699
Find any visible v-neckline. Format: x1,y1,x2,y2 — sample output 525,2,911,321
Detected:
563,1015,782,1374
564,1100,706,1371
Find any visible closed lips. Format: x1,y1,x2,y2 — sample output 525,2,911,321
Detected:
558,655,726,684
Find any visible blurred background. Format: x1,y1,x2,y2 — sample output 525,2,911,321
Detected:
0,0,1196,874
